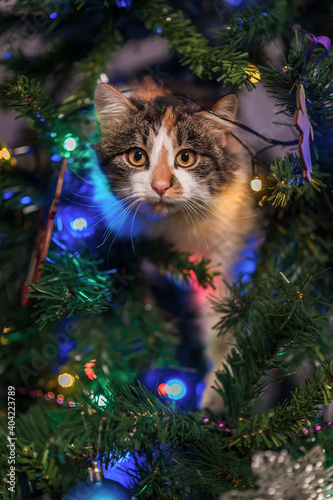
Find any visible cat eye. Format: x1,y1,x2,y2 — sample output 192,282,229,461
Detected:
127,148,148,168
175,150,197,168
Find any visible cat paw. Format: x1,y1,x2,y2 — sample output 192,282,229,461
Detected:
199,375,225,413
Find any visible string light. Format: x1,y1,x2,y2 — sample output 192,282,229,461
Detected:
58,373,75,387
251,176,263,192
244,64,261,83
94,394,108,407
2,148,10,159
70,217,87,231
164,378,187,400
63,136,77,152
20,196,32,204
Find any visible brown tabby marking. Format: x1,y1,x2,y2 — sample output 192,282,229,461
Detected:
163,107,175,135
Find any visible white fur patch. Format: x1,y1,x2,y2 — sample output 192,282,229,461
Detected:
130,169,154,200
150,124,174,175
175,167,209,200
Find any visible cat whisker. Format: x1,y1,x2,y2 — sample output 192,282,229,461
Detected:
69,167,96,186
106,200,141,263
130,201,142,254
182,200,211,254
60,193,105,210
89,195,136,229
187,198,237,255
189,198,243,239
97,198,136,247
178,201,200,242
88,195,135,222
102,198,136,240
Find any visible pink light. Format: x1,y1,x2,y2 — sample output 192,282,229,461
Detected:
316,425,321,431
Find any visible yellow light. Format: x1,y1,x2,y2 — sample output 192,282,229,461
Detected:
58,373,75,388
251,177,262,192
2,148,10,160
244,64,261,83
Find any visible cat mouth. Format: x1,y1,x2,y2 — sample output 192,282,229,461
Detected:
145,198,179,217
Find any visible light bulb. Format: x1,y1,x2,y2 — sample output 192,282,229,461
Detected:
251,177,262,192
58,373,75,388
63,137,77,152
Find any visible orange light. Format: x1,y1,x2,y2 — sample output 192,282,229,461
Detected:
157,383,167,396
84,359,97,380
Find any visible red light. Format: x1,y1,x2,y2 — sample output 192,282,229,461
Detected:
157,383,167,396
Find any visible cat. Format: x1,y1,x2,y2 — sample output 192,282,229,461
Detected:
93,79,257,412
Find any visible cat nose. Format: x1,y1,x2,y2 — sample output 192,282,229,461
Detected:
151,180,171,198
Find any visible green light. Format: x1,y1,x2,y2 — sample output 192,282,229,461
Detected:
63,137,77,151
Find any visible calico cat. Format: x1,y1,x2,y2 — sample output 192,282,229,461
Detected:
93,79,256,411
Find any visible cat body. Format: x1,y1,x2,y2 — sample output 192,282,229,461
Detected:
94,80,257,411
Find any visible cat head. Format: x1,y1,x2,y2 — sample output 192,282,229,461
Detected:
94,83,238,219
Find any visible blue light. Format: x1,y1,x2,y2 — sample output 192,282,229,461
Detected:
63,137,77,152
165,378,187,400
70,217,87,231
57,215,63,231
234,259,256,275
49,12,58,19
20,196,31,205
262,12,268,17
225,0,243,6
50,154,61,162
101,452,142,488
116,0,131,6
156,28,162,34
3,52,13,59
3,191,14,200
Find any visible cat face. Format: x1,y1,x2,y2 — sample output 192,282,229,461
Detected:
94,84,238,219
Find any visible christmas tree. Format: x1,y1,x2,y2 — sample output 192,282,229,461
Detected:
1,1,333,499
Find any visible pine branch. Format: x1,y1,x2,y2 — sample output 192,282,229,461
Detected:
266,155,325,208
228,361,333,450
3,75,56,130
261,36,333,129
138,0,253,88
54,382,254,498
216,0,302,50
143,238,220,289
59,17,121,117
27,251,113,330
212,271,323,423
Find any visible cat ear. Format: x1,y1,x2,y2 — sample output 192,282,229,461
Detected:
210,94,238,126
94,84,135,130
198,94,238,144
